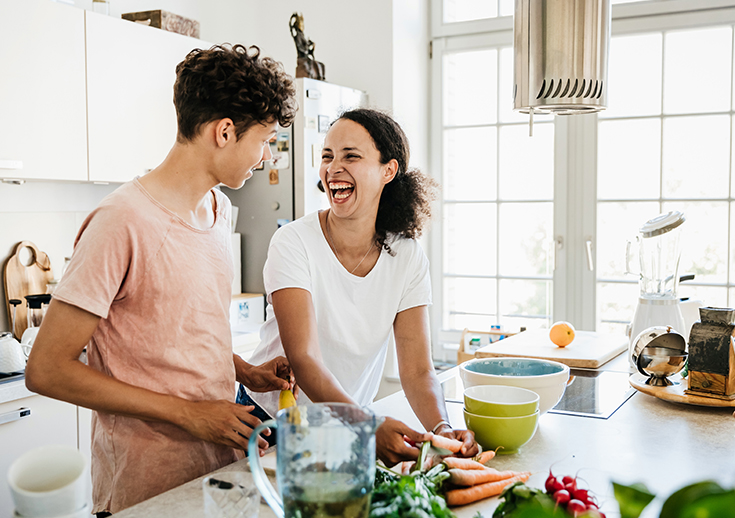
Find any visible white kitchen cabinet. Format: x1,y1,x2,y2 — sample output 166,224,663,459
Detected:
86,12,209,183
0,0,88,182
0,394,80,516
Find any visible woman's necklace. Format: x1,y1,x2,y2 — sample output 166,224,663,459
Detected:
325,211,375,275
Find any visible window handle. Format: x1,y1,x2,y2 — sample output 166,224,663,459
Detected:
553,236,563,271
585,239,594,271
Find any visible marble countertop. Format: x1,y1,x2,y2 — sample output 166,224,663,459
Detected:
116,356,735,517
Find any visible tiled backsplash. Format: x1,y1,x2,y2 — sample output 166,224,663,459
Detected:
0,181,118,333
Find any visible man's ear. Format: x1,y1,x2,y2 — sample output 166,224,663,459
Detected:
214,118,235,148
383,159,399,184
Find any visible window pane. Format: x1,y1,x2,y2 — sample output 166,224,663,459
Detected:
444,203,497,276
663,201,728,285
443,127,497,201
597,201,660,280
498,202,553,277
499,279,552,330
443,0,496,23
598,119,661,200
680,286,727,311
602,33,662,118
597,282,638,332
663,27,732,114
662,115,730,199
499,47,532,124
498,123,554,200
499,0,512,17
444,50,497,126
443,277,497,326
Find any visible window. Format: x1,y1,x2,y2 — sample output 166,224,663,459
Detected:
431,0,735,359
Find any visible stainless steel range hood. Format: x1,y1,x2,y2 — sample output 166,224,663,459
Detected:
514,0,611,116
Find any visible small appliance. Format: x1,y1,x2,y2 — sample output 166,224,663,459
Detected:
626,211,687,364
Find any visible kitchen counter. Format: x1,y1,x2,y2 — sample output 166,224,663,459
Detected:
0,375,32,404
115,359,735,518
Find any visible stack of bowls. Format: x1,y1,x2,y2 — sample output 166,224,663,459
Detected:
460,357,571,415
462,385,540,455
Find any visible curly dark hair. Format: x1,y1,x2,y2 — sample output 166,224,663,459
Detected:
173,44,297,142
336,108,439,254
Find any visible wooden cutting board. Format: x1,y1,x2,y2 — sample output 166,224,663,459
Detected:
3,241,54,340
474,329,628,369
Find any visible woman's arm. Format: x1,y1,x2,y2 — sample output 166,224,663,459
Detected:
394,305,479,457
270,287,354,404
25,299,270,451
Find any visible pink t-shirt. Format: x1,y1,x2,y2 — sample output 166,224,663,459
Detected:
53,179,238,514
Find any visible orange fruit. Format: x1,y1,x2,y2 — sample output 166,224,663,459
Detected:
549,321,575,347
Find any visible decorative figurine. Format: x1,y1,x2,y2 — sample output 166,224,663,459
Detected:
289,12,325,81
686,307,735,399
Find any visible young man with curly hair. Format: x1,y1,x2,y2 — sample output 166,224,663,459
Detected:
25,45,297,515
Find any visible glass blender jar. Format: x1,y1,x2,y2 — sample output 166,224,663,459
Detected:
626,211,687,363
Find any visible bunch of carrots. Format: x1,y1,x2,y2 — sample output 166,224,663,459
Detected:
392,434,532,507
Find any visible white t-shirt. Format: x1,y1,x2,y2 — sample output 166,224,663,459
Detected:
248,211,432,417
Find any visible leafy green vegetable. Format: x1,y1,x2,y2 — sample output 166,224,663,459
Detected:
678,489,735,518
492,482,556,518
370,464,454,518
613,481,656,518
659,481,725,518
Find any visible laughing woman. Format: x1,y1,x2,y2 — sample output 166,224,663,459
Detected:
247,108,478,465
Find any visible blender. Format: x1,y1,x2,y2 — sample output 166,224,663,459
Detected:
626,211,687,364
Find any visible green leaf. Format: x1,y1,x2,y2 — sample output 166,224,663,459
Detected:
612,481,656,518
679,490,735,518
659,481,725,518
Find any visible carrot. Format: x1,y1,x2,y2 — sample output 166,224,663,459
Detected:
446,472,531,506
442,457,488,470
448,468,531,487
474,449,496,465
430,434,463,453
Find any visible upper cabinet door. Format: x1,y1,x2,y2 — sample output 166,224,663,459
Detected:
0,0,88,181
86,12,207,183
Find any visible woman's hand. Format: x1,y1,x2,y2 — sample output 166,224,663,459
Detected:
375,417,432,466
239,356,294,393
436,425,479,457
176,399,271,453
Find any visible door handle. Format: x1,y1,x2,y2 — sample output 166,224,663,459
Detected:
0,407,31,426
585,239,594,271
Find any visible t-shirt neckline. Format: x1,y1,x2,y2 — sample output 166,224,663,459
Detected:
315,210,382,279
133,177,220,233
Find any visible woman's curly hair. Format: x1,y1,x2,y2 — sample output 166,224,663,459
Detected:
337,108,439,254
173,44,297,141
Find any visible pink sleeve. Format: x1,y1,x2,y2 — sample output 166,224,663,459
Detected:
53,203,136,319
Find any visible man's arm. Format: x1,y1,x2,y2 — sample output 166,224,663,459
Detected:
25,299,269,451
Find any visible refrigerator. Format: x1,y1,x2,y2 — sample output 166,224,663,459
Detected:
223,78,368,295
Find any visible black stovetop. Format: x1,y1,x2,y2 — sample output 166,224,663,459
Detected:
547,368,635,419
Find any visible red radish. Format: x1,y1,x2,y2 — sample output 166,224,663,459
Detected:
571,488,591,502
586,501,599,510
553,489,571,505
562,475,576,485
545,474,564,493
565,481,577,492
567,499,587,516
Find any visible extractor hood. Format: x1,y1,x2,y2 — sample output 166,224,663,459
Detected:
514,0,611,117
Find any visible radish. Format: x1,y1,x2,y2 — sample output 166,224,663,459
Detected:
567,499,587,516
553,489,571,505
562,475,576,485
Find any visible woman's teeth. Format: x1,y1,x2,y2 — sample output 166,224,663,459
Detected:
329,182,354,200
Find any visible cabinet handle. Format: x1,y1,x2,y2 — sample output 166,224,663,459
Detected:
0,159,23,170
585,239,594,272
0,407,31,426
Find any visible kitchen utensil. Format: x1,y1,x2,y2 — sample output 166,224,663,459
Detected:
463,385,539,417
474,329,627,369
460,357,571,415
463,408,539,455
630,326,687,386
686,307,735,398
3,241,54,340
0,332,26,374
8,445,89,518
626,211,687,364
202,472,259,518
248,403,382,518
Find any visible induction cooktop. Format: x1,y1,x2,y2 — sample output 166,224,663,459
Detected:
547,368,635,419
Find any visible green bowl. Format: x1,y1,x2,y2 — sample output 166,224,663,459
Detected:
463,408,539,455
464,385,540,417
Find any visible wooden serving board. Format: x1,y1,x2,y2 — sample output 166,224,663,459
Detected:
474,329,628,369
3,241,54,340
629,372,735,408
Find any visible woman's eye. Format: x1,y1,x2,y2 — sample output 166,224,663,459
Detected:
321,155,332,161
345,154,359,160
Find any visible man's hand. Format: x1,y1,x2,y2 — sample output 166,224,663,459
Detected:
176,399,271,453
375,417,432,466
238,356,294,393
436,426,479,457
